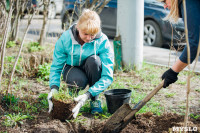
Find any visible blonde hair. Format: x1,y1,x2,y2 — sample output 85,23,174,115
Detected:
76,9,101,35
163,0,180,24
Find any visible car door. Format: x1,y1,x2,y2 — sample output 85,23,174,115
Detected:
99,0,117,38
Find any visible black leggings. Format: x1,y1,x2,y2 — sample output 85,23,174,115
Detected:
63,55,102,101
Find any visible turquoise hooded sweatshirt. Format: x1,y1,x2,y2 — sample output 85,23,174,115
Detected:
49,25,114,97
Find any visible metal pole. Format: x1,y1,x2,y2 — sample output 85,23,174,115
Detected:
117,0,144,70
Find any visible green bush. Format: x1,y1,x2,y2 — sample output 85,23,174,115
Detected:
190,114,200,119
37,63,51,81
28,42,43,52
4,56,23,74
6,41,16,48
3,113,32,127
5,56,15,63
22,100,38,114
2,93,19,106
38,93,48,109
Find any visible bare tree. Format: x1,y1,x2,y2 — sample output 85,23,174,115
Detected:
0,1,7,36
39,0,50,45
38,0,50,46
9,0,29,41
0,1,7,56
7,8,36,94
0,0,14,84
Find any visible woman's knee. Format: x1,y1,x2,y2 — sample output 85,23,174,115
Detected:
85,55,101,69
63,66,88,90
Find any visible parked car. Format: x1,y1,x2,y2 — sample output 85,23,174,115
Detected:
34,0,63,19
24,0,63,19
143,0,185,47
61,0,185,47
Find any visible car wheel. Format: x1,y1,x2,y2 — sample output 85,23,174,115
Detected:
62,12,78,30
48,2,56,19
144,20,162,47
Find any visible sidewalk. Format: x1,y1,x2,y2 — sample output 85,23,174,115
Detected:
143,46,200,73
19,16,200,73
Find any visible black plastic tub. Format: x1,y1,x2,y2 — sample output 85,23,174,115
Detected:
104,89,132,114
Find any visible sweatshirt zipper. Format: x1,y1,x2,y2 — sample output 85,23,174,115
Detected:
79,45,83,66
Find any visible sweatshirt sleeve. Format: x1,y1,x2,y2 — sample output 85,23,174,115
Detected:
179,0,200,64
49,32,69,90
88,37,114,96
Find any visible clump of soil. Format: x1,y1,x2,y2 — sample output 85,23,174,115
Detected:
51,98,77,121
121,113,200,133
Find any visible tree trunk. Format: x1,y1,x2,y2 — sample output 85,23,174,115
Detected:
7,9,36,94
0,0,13,84
38,0,50,46
9,0,28,41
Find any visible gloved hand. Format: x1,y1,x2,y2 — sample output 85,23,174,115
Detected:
162,68,179,88
47,88,58,113
72,93,90,118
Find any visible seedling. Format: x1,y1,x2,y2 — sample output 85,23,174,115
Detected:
53,89,72,103
27,42,44,52
2,93,19,106
3,113,33,127
6,41,16,48
22,100,38,114
190,114,200,119
37,63,51,81
50,88,77,121
38,93,48,109
195,88,200,92
80,101,90,113
71,113,87,123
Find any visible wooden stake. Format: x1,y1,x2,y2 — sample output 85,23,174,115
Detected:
182,0,190,129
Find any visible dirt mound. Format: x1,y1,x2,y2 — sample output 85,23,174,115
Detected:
30,120,71,133
0,110,199,132
122,113,200,133
27,113,200,133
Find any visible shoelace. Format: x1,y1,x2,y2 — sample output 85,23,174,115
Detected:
92,101,100,108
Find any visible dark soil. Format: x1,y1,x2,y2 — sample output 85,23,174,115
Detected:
1,105,200,133
122,113,200,133
1,44,200,132
51,98,77,121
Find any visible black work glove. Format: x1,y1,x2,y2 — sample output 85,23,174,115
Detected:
161,68,179,88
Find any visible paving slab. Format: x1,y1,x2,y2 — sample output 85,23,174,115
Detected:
143,46,200,73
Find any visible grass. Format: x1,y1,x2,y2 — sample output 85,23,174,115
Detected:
52,89,72,103
1,58,200,129
165,92,176,98
21,100,38,114
26,42,44,52
135,62,164,86
3,56,23,75
190,114,200,119
3,113,33,127
6,41,16,48
2,93,19,106
37,63,51,81
80,99,111,120
104,62,166,116
108,77,127,89
131,89,164,115
195,88,200,92
176,80,187,85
